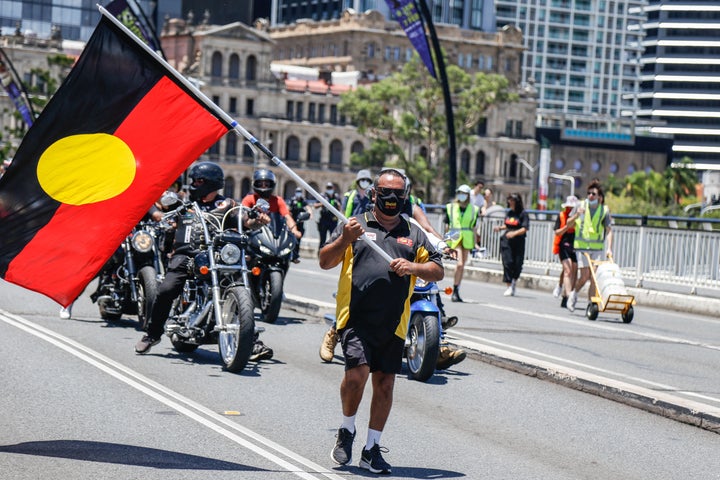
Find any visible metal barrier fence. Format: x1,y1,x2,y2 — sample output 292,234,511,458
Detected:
423,206,720,297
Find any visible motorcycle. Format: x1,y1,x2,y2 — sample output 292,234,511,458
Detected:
162,197,258,373
246,209,310,324
92,219,167,326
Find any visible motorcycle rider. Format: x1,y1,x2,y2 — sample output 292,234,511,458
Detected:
287,187,313,263
241,168,302,241
135,161,273,361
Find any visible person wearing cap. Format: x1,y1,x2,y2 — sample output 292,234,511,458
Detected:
314,181,342,254
444,184,480,302
553,195,579,307
288,187,313,263
342,169,373,217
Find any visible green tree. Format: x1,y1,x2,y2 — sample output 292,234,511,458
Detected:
339,53,516,201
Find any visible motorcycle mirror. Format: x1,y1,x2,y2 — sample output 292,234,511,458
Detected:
160,191,180,207
296,211,311,222
255,198,270,213
443,229,461,243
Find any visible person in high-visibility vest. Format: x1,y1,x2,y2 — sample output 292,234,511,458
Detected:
444,184,480,302
567,180,613,312
342,169,373,217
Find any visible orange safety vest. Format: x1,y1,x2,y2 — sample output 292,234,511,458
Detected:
553,210,575,255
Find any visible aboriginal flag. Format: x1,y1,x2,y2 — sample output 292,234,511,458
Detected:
0,15,231,306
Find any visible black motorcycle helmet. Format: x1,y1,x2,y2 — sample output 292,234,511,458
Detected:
188,161,224,201
252,169,277,199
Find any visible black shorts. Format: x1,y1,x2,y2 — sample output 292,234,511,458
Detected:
339,327,405,374
558,241,577,262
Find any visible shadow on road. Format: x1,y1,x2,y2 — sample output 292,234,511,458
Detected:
0,440,264,471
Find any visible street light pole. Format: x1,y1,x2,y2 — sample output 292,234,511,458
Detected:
549,172,575,198
517,157,537,206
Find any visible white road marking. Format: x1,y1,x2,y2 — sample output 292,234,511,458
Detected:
0,309,345,480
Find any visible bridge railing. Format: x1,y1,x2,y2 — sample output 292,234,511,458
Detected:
423,206,720,297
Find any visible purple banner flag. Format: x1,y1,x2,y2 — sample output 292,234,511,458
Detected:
0,48,35,126
385,0,436,78
106,0,163,55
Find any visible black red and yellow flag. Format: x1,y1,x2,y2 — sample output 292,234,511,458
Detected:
0,15,231,306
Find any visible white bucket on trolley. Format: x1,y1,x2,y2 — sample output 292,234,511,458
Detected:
595,262,627,298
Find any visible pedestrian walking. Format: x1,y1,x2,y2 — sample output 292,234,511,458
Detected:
493,193,529,296
320,168,444,474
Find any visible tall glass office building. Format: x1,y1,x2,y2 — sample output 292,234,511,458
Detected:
271,0,496,32
495,0,645,122
628,0,720,164
0,0,180,42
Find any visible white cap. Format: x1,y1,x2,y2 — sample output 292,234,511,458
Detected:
456,184,471,194
561,195,579,208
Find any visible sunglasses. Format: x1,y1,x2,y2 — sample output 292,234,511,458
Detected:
376,187,407,198
587,191,598,197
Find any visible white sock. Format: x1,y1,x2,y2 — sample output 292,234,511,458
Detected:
366,428,382,449
341,415,355,434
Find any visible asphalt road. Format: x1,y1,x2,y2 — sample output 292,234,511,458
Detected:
1,274,720,479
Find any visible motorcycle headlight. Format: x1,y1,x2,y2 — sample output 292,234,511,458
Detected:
131,231,154,253
280,246,293,257
220,243,242,264
259,245,272,255
415,277,429,288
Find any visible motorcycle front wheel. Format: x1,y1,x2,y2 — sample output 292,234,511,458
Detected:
405,312,441,382
259,270,283,324
136,266,158,330
219,286,255,373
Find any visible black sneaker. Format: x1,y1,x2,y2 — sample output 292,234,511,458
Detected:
331,427,355,465
560,296,568,308
249,340,274,361
359,444,392,474
135,335,160,354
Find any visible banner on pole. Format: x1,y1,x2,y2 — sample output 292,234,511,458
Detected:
385,0,436,78
0,48,36,126
106,0,164,56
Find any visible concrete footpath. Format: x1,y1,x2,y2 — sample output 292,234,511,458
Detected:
285,243,720,434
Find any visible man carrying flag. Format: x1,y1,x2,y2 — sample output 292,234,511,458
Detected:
0,13,230,307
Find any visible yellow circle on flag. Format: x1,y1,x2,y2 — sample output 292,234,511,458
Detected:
37,133,136,205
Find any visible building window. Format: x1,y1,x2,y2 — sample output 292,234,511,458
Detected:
211,51,222,77
329,139,343,168
307,138,322,164
591,160,602,173
229,54,240,83
229,97,237,114
246,55,257,83
609,162,619,174
573,159,583,171
318,104,326,123
330,105,338,124
515,121,523,138
309,103,316,122
505,120,513,137
296,102,303,122
351,141,364,156
460,150,471,174
475,151,486,175
245,99,254,116
286,101,294,120
286,136,300,162
225,135,237,156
